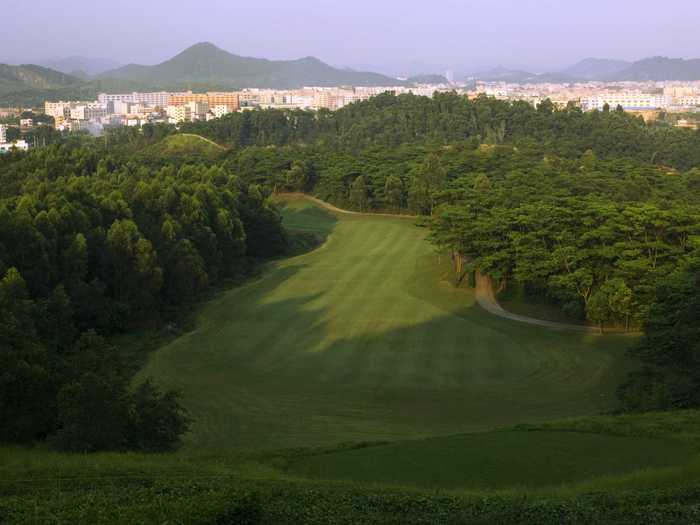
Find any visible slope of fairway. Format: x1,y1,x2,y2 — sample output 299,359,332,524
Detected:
286,430,690,490
140,196,634,450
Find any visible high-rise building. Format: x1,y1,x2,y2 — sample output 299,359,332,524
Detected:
0,124,7,143
445,70,455,83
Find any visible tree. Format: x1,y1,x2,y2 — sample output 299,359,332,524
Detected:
618,266,700,411
384,175,403,211
285,161,308,192
50,371,129,452
126,379,190,452
349,175,369,211
409,154,446,215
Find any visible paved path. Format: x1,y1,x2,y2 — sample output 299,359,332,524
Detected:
474,272,603,333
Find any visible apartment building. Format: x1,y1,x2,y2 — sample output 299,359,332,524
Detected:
0,124,6,143
98,92,171,108
211,104,235,118
206,92,240,110
169,91,240,111
44,101,72,119
581,93,670,111
166,105,191,123
70,103,108,121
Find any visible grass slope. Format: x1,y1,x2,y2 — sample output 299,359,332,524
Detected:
146,133,225,160
3,412,700,524
286,430,689,490
139,196,634,450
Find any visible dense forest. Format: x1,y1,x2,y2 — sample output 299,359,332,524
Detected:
2,92,700,454
182,91,700,168
0,135,287,451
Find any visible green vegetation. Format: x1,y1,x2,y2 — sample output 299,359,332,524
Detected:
98,42,402,89
139,196,632,450
147,133,226,160
619,264,700,410
2,89,700,522
286,431,690,490
2,411,700,524
0,136,287,451
183,91,700,168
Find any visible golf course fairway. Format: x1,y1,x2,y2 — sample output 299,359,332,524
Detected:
140,195,634,450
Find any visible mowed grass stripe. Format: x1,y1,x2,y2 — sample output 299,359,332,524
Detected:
139,197,634,450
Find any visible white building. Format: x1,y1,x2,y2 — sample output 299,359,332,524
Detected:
581,93,670,111
98,91,171,108
0,124,6,143
166,105,191,124
0,140,29,153
211,104,234,118
70,103,108,121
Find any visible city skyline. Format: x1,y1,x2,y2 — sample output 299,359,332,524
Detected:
3,0,700,76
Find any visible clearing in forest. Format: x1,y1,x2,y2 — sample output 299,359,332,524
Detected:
141,195,633,450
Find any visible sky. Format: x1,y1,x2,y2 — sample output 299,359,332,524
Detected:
3,0,700,75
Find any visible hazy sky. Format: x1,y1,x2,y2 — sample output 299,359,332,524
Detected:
3,0,700,74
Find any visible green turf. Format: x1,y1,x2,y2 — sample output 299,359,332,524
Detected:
139,195,634,450
147,133,225,159
286,430,690,490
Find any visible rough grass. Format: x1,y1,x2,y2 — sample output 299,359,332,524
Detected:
3,412,700,523
285,430,691,490
138,195,634,450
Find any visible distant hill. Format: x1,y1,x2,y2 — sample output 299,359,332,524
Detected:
0,64,81,91
99,42,403,89
606,57,700,81
563,58,631,80
407,74,449,84
474,66,576,84
474,56,700,84
147,133,226,160
38,56,123,77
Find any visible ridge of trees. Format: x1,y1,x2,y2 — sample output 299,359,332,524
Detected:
0,137,287,451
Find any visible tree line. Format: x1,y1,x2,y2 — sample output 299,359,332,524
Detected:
0,139,287,451
182,91,700,169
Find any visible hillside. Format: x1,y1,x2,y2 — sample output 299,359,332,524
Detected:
146,133,226,159
407,73,449,84
607,56,700,81
0,63,81,91
38,56,123,77
564,57,631,79
99,42,403,88
474,56,700,83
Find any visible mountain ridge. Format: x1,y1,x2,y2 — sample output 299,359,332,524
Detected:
99,42,403,88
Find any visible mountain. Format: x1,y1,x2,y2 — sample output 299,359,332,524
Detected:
473,66,576,84
0,64,82,91
563,58,631,80
99,42,402,88
38,56,123,77
407,74,449,84
606,56,700,81
475,66,536,83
